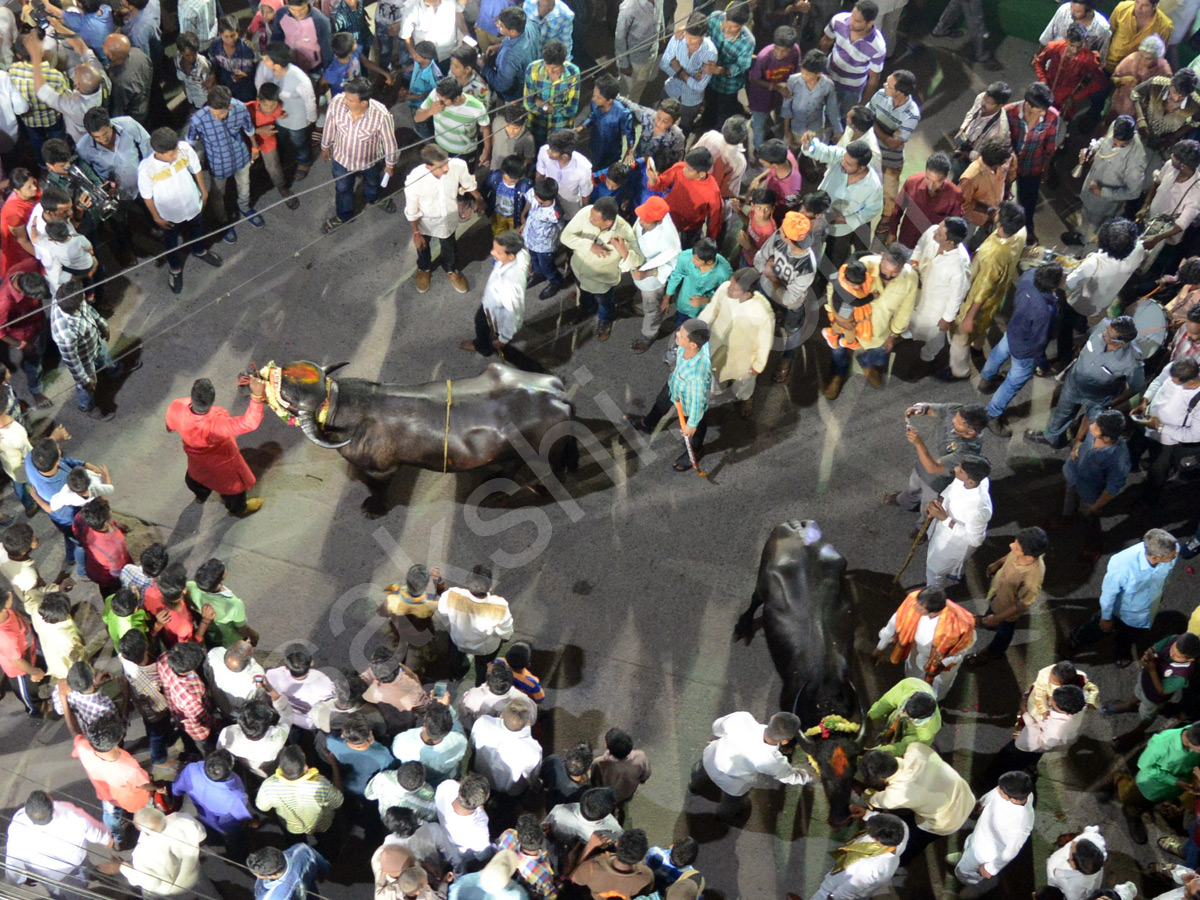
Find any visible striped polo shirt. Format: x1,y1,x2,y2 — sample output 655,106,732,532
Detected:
823,12,886,94
867,88,920,171
421,93,490,157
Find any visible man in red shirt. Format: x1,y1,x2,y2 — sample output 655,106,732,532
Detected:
70,715,157,848
165,375,266,517
886,153,965,250
0,261,51,407
0,590,45,716
72,498,132,597
1033,23,1106,122
648,147,723,248
0,170,39,275
143,561,213,647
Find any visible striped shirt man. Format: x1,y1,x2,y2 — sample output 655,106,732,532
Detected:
823,11,886,96
867,87,920,171
256,768,344,834
420,92,489,156
659,34,717,108
321,94,399,171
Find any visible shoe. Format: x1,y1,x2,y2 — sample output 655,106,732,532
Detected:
631,338,651,353
945,851,962,866
32,393,52,409
84,407,114,421
772,361,791,383
595,321,612,342
987,416,1011,437
223,227,237,243
627,415,652,434
673,452,697,472
122,359,143,377
193,250,223,267
284,195,300,210
294,165,310,181
882,491,900,506
321,216,343,234
1159,836,1189,859
243,208,266,227
823,375,845,400
1100,701,1126,716
168,270,183,294
932,367,968,382
230,497,264,518
539,283,561,300
1124,808,1148,845
964,652,994,667
739,398,754,419
977,376,1001,394
1026,232,1039,246
193,494,206,504
1061,230,1084,246
414,270,432,293
863,366,884,388
1023,429,1059,447
374,198,397,214
448,272,469,293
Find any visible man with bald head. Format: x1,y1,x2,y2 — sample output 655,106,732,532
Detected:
103,34,152,125
205,639,266,718
23,32,107,143
372,844,420,899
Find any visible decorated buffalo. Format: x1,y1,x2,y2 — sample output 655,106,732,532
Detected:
735,519,863,827
258,360,577,509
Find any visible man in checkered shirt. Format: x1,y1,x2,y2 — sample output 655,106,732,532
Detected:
50,284,137,421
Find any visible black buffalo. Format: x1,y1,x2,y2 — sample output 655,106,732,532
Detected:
735,519,863,827
266,360,577,512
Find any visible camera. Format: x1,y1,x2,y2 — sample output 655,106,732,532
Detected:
25,0,53,38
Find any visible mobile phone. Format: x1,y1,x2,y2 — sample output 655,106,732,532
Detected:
432,682,448,700
462,34,477,47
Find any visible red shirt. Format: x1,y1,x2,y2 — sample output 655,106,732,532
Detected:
72,734,153,812
654,162,723,238
890,173,965,249
0,192,38,276
247,99,285,155
72,514,132,586
1033,41,1106,118
142,584,198,646
0,608,35,678
0,258,46,344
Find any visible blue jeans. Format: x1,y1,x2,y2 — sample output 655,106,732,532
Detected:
750,110,772,151
2,327,46,396
830,345,889,378
25,121,66,169
12,480,34,514
145,714,176,765
579,287,615,323
52,517,86,576
73,341,119,412
412,115,434,140
101,800,127,838
1044,378,1110,446
332,159,383,222
835,87,863,123
981,335,1037,418
279,124,312,168
529,250,561,286
161,215,207,272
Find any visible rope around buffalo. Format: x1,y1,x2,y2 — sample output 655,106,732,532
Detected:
443,378,453,473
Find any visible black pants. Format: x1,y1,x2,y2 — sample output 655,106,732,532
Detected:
982,740,1043,795
417,232,459,273
1015,175,1041,238
824,227,871,271
185,472,247,514
981,613,1018,657
891,808,939,866
473,649,498,687
1127,433,1199,504
697,87,745,136
643,383,708,458
1071,611,1147,665
1056,303,1088,365
472,307,543,372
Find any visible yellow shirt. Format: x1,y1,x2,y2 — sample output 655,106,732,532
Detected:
1106,1,1173,70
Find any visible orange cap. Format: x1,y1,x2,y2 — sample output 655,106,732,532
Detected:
635,196,670,222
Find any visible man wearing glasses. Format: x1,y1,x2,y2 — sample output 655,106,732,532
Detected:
1026,315,1145,448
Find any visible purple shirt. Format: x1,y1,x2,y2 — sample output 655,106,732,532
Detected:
746,43,800,113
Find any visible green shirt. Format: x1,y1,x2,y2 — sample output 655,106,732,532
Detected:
101,594,150,651
1136,726,1200,802
420,93,489,156
185,582,247,648
867,677,942,757
665,250,733,316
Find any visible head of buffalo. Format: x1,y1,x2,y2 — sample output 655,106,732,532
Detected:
272,360,350,450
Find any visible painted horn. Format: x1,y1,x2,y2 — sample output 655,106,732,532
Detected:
298,410,350,450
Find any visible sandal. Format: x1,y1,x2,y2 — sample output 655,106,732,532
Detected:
1157,837,1188,859
772,362,791,383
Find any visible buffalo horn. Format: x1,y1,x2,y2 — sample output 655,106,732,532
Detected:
299,411,350,450
324,361,351,377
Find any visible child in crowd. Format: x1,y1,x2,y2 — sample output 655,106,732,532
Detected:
499,641,544,703
484,156,532,236
521,178,565,299
491,105,536,173
42,221,97,293
735,187,778,267
120,542,169,598
400,41,441,140
72,497,132,597
49,464,114,514
323,31,393,97
364,759,438,821
592,162,636,222
247,0,282,55
101,587,150,652
174,32,214,112
246,83,299,209
186,557,258,648
28,591,84,680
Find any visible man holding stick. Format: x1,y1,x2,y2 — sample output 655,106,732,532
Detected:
629,319,713,473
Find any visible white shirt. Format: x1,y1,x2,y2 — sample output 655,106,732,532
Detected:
434,779,490,852
812,815,907,900
927,477,993,577
137,141,203,224
4,801,108,884
1149,162,1200,246
0,418,30,484
835,127,882,175
700,710,811,797
459,684,537,731
959,788,1035,879
36,52,107,143
536,146,593,205
1039,3,1111,57
401,0,460,60
42,233,95,286
909,225,971,340
216,695,292,777
0,70,25,153
1145,378,1200,445
205,646,266,710
404,158,477,240
470,715,543,795
1065,246,1147,320
265,667,335,731
121,813,206,896
1015,704,1085,753
27,204,77,272
1046,827,1106,900
877,610,941,676
632,216,681,291
543,803,622,844
433,588,513,655
48,470,113,512
482,250,529,344
253,62,317,127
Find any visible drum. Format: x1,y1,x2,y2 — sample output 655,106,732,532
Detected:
1126,297,1170,359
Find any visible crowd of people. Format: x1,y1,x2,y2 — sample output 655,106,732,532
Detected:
0,0,1198,897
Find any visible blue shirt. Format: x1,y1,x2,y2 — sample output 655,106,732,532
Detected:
26,456,84,526
1007,269,1059,360
1100,541,1177,628
185,100,253,179
123,0,162,62
484,171,531,219
484,23,541,102
323,736,394,796
521,192,564,252
449,872,530,900
475,0,509,35
255,844,329,900
408,60,442,109
323,48,362,96
172,762,254,834
62,5,115,61
581,99,634,171
1063,432,1131,505
659,35,717,107
666,250,733,316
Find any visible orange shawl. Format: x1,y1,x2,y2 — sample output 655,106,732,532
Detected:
889,591,976,679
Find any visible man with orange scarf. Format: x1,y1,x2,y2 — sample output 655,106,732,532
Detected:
875,586,976,700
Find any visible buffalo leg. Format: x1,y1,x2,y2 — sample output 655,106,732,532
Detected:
360,471,392,519
734,591,766,643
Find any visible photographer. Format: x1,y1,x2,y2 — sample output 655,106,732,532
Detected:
1129,357,1200,503
949,81,1011,181
41,137,106,238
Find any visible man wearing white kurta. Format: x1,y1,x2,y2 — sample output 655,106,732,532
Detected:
5,793,110,898
118,808,214,898
908,219,970,362
875,588,974,700
462,232,531,364
470,702,542,795
953,776,1035,885
698,268,773,412
1045,826,1117,900
696,710,811,816
925,457,993,589
631,196,681,353
808,811,908,900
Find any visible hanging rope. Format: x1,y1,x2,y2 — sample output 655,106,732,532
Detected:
443,379,453,472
